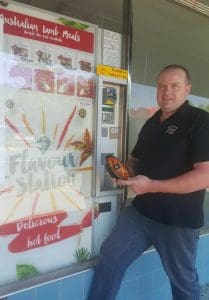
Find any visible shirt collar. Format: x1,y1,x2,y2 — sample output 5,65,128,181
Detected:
153,100,190,123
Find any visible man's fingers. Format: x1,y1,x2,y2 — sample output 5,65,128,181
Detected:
117,179,131,186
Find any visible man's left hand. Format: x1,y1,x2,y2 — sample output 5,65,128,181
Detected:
117,175,153,195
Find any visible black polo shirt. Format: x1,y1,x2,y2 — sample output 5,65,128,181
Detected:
131,101,209,228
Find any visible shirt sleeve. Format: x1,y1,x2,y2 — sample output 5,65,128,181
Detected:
189,111,209,164
131,134,141,159
131,123,147,159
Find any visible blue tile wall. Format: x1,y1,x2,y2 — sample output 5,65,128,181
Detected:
83,270,94,299
35,281,61,300
61,274,84,300
7,234,209,300
8,289,35,300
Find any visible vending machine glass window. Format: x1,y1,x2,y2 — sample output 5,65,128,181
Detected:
95,76,127,196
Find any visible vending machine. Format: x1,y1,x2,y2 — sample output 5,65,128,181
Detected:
93,73,128,253
0,1,128,293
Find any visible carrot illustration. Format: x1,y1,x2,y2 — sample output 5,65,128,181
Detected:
84,128,92,149
59,188,82,210
52,123,59,141
69,128,93,165
49,191,57,211
56,106,77,149
5,117,31,147
82,208,99,228
64,135,75,150
41,103,46,135
31,192,40,215
22,114,35,137
0,186,14,196
73,166,93,172
3,195,25,224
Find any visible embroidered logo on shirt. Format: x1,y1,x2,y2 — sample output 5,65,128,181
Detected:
166,125,178,135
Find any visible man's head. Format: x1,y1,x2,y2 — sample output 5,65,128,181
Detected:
157,64,191,117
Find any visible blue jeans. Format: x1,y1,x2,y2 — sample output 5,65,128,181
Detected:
88,205,200,300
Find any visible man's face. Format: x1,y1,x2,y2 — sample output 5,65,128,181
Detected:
157,69,191,113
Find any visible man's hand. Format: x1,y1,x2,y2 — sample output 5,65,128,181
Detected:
117,175,153,195
117,161,209,195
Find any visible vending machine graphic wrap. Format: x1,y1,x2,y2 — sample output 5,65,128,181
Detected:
0,3,97,285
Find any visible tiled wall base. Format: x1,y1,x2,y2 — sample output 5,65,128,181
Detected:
7,233,209,300
201,283,209,300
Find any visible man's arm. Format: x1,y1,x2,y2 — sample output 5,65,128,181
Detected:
117,161,209,195
126,155,140,177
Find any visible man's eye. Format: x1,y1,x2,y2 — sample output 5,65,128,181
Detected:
172,85,180,89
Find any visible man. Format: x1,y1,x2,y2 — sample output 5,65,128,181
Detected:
88,65,209,300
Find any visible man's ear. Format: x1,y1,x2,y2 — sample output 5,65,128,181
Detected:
187,84,192,95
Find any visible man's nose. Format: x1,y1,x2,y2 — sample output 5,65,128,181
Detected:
164,86,172,94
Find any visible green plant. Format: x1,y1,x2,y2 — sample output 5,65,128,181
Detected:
74,247,91,263
57,18,89,30
16,264,39,280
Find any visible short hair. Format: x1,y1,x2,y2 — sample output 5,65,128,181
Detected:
158,64,191,84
